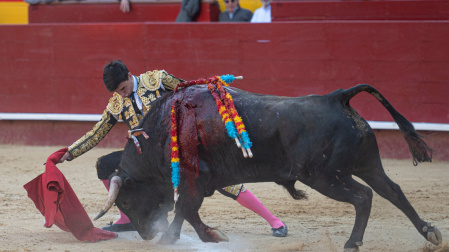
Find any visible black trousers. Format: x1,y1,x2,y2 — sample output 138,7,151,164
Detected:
96,150,122,180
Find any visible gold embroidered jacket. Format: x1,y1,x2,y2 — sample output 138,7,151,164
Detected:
68,70,183,159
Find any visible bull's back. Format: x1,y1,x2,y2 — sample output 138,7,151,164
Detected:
184,86,369,185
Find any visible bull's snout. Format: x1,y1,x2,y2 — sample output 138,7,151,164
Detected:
137,217,169,240
140,232,157,240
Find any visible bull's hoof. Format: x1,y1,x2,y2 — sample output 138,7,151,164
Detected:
205,227,229,242
423,223,443,245
158,232,180,245
343,241,362,252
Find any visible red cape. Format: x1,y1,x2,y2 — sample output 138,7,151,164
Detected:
23,148,117,242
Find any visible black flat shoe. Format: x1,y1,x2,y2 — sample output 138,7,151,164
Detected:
102,222,136,232
272,223,288,237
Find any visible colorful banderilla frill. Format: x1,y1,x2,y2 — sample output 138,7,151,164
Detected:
174,74,252,156
170,75,253,201
216,76,253,158
170,100,180,202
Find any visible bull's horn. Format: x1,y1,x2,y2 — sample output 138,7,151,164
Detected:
93,176,123,221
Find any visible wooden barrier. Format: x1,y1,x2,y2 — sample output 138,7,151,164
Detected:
1,22,448,122
1,21,448,159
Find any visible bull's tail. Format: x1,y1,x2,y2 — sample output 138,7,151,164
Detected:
341,84,432,165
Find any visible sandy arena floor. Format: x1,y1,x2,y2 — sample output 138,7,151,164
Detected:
1,145,448,252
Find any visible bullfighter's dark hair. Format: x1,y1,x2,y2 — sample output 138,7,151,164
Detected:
103,60,129,92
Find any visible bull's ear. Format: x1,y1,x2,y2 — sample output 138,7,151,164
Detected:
123,177,135,190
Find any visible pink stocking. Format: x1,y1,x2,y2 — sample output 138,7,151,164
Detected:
236,189,284,229
101,179,130,225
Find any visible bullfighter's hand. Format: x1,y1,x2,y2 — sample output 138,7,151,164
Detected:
120,0,130,13
58,152,73,164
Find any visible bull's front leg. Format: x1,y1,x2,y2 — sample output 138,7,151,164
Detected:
185,210,229,243
158,213,185,245
180,192,229,243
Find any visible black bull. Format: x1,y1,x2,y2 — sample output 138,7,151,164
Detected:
95,84,442,251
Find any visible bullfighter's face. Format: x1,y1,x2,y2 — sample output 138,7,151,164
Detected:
113,72,134,98
114,177,174,240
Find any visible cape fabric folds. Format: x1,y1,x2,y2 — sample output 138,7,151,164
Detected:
23,147,116,242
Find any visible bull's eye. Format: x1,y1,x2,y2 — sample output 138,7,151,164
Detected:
122,200,130,209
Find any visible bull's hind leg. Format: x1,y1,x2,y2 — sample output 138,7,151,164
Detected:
306,176,373,252
356,166,443,246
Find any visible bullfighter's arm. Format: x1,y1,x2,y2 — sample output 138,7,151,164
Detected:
67,108,118,160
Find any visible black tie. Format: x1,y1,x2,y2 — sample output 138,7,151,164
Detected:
130,92,141,114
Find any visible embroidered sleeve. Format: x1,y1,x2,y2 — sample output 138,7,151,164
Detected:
68,109,118,159
161,70,184,91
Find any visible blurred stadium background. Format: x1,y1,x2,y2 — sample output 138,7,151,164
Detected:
1,0,448,160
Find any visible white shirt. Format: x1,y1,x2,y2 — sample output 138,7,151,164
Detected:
250,5,271,23
132,75,143,111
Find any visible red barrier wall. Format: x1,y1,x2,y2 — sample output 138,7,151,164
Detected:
1,22,448,159
1,22,448,122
